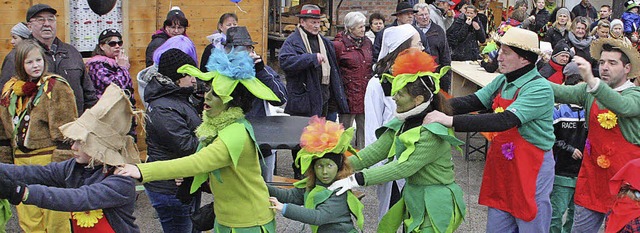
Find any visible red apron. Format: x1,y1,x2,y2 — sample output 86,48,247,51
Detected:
478,88,545,221
70,210,116,233
574,101,640,213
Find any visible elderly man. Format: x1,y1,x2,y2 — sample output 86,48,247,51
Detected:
552,38,640,233
372,1,430,60
0,4,97,114
414,3,452,92
428,0,455,31
424,28,556,232
278,4,348,178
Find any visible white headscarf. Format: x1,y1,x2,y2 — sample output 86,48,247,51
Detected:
377,24,419,61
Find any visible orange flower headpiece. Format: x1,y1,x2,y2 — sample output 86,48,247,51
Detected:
381,48,450,96
296,116,359,174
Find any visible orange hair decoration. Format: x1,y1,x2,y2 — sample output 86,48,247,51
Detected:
391,48,438,76
300,116,345,153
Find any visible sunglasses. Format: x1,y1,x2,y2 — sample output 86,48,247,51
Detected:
107,41,124,47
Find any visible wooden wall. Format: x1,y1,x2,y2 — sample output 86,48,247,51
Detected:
0,0,268,157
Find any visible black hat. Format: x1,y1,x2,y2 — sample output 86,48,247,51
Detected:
552,41,573,58
167,6,186,20
98,28,122,43
297,4,322,19
158,48,197,82
391,1,418,16
26,4,57,21
225,27,258,46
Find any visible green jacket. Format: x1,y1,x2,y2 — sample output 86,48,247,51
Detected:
138,121,275,229
552,82,640,145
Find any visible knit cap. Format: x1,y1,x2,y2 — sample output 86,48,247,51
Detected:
11,22,30,39
563,62,581,85
552,42,573,59
167,6,185,20
158,48,196,81
556,8,570,18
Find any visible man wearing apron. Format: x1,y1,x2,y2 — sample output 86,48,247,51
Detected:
424,27,556,232
552,38,640,233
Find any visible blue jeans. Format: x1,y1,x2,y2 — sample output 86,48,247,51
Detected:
146,190,195,233
571,204,604,233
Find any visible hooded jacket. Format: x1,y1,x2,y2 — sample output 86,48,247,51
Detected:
143,75,201,194
447,14,486,61
145,30,170,67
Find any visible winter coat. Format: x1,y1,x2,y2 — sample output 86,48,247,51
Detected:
571,3,598,20
372,21,431,61
278,29,349,116
544,26,568,48
85,55,135,106
143,76,201,194
622,12,640,34
0,161,140,233
422,23,452,91
552,103,586,177
539,59,565,84
333,32,373,114
246,61,288,117
0,38,98,114
145,30,170,67
528,8,550,33
429,4,454,31
447,15,486,61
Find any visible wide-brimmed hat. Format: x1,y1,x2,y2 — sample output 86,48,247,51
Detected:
392,1,418,16
297,4,322,19
225,26,257,46
59,84,141,166
497,27,542,55
590,38,640,78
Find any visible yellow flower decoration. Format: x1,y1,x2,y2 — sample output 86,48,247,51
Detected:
72,210,104,228
596,155,611,169
11,80,25,96
597,111,618,129
494,107,505,113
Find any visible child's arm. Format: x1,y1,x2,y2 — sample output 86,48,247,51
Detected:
267,184,305,205
348,131,394,171
277,192,352,226
0,160,71,187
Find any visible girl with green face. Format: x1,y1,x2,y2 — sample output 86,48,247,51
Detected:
267,117,364,233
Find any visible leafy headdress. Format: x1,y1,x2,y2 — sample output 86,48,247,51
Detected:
176,48,280,103
381,48,449,97
295,116,360,175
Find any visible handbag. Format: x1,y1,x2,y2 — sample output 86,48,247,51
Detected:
191,201,215,231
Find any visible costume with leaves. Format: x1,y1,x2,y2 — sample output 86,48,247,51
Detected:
349,49,466,233
137,48,280,233
268,117,364,233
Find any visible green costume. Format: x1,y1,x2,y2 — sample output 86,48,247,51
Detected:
349,119,466,233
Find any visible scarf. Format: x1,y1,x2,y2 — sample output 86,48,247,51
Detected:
195,107,244,143
299,26,330,85
567,32,593,50
396,101,431,121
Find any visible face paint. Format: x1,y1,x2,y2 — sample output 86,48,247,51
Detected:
314,158,339,185
203,89,228,118
393,87,421,113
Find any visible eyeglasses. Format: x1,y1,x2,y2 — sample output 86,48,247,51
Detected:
107,41,124,47
31,16,56,24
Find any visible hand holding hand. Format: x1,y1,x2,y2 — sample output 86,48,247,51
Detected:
269,197,284,212
327,174,360,196
0,177,26,205
114,164,142,179
572,149,583,160
423,110,453,127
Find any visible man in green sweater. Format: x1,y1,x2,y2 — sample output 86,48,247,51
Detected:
552,38,640,232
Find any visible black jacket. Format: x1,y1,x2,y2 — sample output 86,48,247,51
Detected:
544,27,568,48
530,8,551,33
0,38,97,114
421,23,452,92
552,104,587,177
143,76,201,194
447,15,486,61
145,31,170,67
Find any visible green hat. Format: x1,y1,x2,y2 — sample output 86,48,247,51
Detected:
295,116,360,174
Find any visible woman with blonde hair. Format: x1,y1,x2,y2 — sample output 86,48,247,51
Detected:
544,7,572,47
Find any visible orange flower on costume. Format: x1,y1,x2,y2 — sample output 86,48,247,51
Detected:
597,111,617,129
391,48,438,76
299,116,345,153
596,155,611,169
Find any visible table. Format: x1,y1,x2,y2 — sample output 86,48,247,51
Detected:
247,115,310,150
450,61,497,97
450,61,498,160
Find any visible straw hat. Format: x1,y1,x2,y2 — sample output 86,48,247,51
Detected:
590,38,640,78
497,27,542,55
59,84,140,166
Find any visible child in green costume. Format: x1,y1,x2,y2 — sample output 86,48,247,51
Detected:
268,116,364,233
328,48,467,233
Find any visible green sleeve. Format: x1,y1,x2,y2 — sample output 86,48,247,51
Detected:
592,85,640,117
282,193,352,226
551,82,589,106
507,79,555,124
138,136,235,182
267,185,305,205
361,130,443,186
348,131,394,171
474,75,505,108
